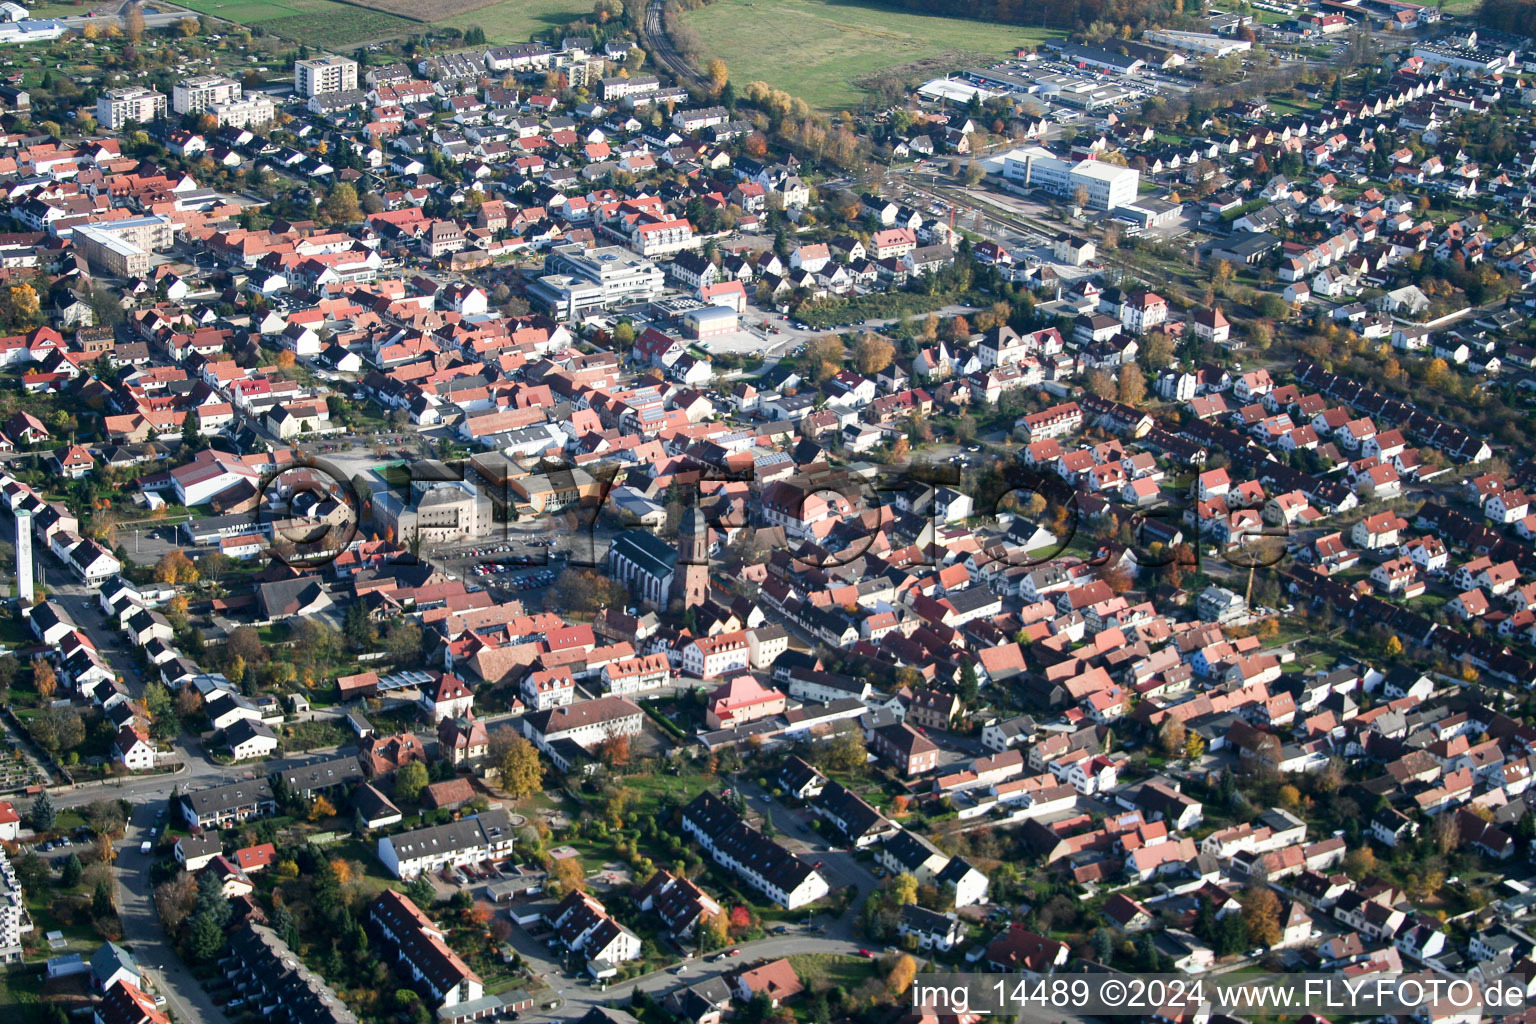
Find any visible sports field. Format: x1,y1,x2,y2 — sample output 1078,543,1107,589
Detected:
439,0,590,42
171,0,419,45
682,0,1059,111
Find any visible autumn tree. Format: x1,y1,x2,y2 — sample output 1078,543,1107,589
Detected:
705,58,729,95
1241,886,1282,948
33,657,55,702
888,872,918,906
550,855,586,895
155,550,198,585
699,908,729,950
804,334,845,381
497,735,544,798
818,730,866,772
852,332,894,375
886,953,918,996
1117,364,1145,405
1343,846,1376,879
309,795,337,821
124,2,145,41
1142,331,1175,369
1432,812,1461,856
548,569,628,617
1086,368,1114,399
596,732,630,768
1158,716,1187,757
323,182,362,224
276,350,296,370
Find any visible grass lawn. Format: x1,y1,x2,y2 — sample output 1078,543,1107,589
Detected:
21,0,93,15
787,952,879,990
0,970,43,1023
438,0,589,43
173,0,418,45
683,0,1060,111
620,772,713,814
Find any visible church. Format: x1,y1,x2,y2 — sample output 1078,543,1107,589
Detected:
605,506,711,611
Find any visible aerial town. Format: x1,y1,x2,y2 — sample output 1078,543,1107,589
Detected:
2,0,1536,1021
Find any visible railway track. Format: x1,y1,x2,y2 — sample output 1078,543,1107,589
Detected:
640,0,708,93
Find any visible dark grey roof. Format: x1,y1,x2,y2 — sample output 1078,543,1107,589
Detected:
181,778,274,819
383,809,514,862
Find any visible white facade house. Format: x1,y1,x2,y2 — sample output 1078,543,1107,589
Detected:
682,792,829,908
376,810,516,879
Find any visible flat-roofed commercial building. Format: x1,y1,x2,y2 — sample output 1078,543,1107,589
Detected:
1000,145,1140,210
528,244,664,318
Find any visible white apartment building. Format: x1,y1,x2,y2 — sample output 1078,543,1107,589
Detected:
208,95,276,129
172,75,241,115
682,631,750,679
601,653,671,695
96,87,166,129
630,217,698,257
521,667,577,711
0,850,23,962
375,810,516,879
294,54,359,98
1001,145,1140,210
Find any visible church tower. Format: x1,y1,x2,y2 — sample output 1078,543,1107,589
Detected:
672,506,710,611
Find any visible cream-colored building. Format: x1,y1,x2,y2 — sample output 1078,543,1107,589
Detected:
294,54,358,98
72,216,174,276
374,480,490,544
96,87,166,129
173,75,241,115
208,95,276,128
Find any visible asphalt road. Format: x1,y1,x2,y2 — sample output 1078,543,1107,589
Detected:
114,802,231,1024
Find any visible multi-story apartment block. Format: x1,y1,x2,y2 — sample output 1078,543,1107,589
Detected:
294,54,359,98
208,96,276,128
172,75,241,115
96,87,166,129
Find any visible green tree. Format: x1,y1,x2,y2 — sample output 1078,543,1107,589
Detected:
144,681,173,722
180,410,202,450
343,600,374,646
958,661,979,703
195,868,232,928
184,910,226,962
406,874,436,907
394,761,429,803
60,853,83,887
92,878,115,919
29,789,55,831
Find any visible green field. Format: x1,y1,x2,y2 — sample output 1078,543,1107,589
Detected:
171,0,419,45
683,0,1059,111
439,0,590,42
